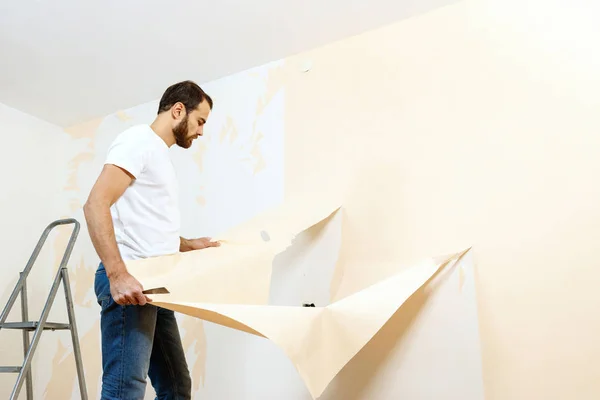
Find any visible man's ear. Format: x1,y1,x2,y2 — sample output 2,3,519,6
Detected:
171,102,185,119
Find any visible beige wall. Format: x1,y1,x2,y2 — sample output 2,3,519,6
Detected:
2,0,599,398
282,0,600,398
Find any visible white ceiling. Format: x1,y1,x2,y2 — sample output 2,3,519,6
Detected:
0,0,455,127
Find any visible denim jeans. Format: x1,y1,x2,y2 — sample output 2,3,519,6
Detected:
94,263,192,400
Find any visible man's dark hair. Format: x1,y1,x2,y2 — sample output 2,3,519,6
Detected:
157,80,213,115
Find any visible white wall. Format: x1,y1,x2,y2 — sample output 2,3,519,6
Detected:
0,102,70,399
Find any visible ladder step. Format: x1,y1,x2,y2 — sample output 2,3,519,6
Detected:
0,321,70,331
0,366,22,373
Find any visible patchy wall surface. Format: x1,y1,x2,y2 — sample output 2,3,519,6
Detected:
44,60,287,400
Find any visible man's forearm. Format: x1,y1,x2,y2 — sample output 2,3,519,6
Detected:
83,201,127,279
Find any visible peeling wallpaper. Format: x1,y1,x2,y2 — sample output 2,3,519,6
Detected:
38,59,287,399
2,0,600,398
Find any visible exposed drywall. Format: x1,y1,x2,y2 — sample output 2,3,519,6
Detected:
39,60,287,400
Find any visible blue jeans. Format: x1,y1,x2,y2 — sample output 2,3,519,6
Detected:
94,263,192,400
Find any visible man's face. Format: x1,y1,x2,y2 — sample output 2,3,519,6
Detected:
173,100,211,149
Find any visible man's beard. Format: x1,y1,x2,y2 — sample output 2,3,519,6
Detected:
173,114,193,149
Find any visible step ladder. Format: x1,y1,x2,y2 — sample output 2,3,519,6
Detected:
0,218,88,400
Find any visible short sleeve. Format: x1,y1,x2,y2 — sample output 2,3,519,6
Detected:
105,132,149,179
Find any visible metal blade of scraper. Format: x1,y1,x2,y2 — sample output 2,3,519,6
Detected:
142,287,170,294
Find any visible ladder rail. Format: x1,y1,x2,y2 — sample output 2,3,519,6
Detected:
0,218,79,326
0,218,88,400
10,218,80,399
63,267,88,399
20,273,33,400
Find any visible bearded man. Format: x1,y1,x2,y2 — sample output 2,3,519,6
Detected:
84,80,220,400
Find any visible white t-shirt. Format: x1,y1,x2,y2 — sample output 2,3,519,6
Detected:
104,124,180,261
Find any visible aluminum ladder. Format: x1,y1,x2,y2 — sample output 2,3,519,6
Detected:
0,218,88,400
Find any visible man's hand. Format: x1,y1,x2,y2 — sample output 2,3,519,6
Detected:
180,237,221,252
109,269,152,306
